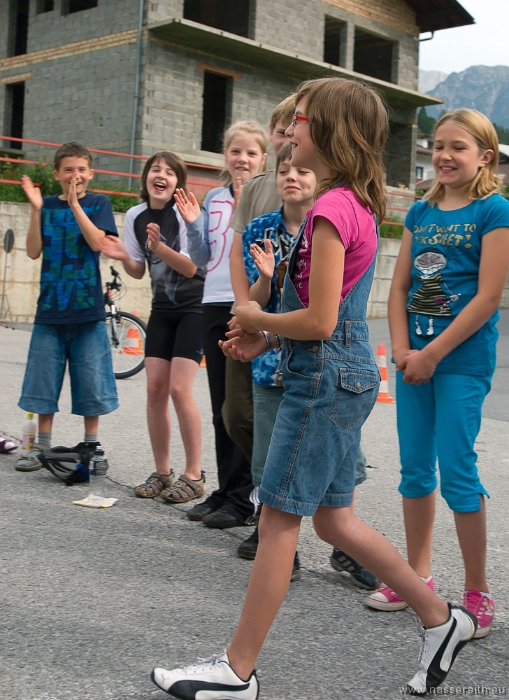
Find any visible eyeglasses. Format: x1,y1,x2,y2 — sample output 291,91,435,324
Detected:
290,114,310,127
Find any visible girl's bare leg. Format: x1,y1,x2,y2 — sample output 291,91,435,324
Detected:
454,495,488,592
312,505,449,629
169,357,202,480
145,357,172,475
227,505,302,680
403,493,435,579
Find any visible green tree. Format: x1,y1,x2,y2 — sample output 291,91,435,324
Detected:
494,123,509,145
418,107,436,135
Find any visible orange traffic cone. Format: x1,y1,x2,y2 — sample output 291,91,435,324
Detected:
375,342,395,404
123,312,143,356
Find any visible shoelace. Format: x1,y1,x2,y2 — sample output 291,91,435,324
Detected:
182,652,225,674
413,616,427,666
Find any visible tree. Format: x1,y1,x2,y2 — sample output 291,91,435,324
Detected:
418,107,436,136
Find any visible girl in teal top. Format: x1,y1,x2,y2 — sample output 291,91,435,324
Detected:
366,109,509,640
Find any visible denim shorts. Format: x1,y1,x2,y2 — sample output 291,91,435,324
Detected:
19,321,119,416
259,339,379,516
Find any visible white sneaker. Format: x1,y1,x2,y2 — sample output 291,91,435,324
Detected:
15,444,44,472
407,604,477,695
151,650,259,699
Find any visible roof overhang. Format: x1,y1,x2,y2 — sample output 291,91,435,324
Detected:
148,18,443,114
404,0,474,33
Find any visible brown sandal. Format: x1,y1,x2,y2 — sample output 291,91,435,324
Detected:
160,472,206,503
134,471,175,498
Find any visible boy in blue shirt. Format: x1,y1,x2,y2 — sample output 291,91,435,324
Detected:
16,142,120,471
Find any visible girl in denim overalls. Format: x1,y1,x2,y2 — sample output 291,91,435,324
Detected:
367,109,509,639
151,79,478,699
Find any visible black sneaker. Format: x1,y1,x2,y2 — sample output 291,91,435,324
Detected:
203,508,245,529
237,528,259,560
187,503,215,522
330,548,381,590
152,649,259,699
407,603,477,694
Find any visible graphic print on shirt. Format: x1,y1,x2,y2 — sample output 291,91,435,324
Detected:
145,232,183,305
207,199,234,272
407,248,461,317
40,206,101,313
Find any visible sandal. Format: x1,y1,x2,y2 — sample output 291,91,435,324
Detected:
160,472,206,503
134,471,175,498
0,437,18,453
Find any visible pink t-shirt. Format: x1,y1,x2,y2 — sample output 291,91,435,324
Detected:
291,186,377,307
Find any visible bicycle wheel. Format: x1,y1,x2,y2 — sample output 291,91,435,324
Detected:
106,311,147,379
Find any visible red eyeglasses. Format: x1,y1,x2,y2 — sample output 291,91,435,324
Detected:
291,114,310,127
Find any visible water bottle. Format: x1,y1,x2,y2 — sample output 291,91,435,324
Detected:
89,446,108,503
21,412,36,454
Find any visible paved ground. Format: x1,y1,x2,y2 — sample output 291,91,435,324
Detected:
1,315,508,700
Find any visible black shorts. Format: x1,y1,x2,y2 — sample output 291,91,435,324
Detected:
145,310,203,364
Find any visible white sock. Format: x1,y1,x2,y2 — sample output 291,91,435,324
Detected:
421,575,432,584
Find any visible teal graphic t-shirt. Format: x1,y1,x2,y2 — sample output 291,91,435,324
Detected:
404,194,509,376
35,194,118,324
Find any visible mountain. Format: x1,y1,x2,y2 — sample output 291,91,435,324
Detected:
426,65,509,129
419,69,448,93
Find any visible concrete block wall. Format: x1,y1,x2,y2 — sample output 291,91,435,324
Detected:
140,40,294,163
253,0,419,91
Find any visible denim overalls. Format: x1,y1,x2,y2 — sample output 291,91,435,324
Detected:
259,217,380,516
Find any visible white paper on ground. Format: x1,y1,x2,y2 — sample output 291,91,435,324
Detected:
73,497,118,508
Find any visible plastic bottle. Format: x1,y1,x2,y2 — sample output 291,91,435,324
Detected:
88,446,109,504
21,412,36,454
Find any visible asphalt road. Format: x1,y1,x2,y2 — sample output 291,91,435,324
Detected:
1,314,508,700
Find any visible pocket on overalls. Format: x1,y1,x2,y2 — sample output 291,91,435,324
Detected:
329,367,380,430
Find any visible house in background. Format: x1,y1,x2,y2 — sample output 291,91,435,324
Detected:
415,134,434,183
498,144,509,183
1,0,473,188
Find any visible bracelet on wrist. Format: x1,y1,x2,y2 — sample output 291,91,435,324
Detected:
262,331,271,353
274,333,283,353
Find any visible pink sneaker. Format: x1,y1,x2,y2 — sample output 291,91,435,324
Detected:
365,577,435,611
463,590,495,638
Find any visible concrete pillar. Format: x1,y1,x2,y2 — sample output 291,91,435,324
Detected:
340,21,354,71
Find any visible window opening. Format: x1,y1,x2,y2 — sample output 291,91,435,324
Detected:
6,83,26,150
62,0,98,15
416,166,424,180
184,0,251,38
354,29,394,83
201,72,232,153
37,0,54,12
323,16,343,66
9,0,29,57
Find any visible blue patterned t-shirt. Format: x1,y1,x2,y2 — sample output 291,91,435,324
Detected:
35,193,118,324
242,207,297,386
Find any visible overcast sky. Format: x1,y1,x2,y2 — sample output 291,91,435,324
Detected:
419,0,509,75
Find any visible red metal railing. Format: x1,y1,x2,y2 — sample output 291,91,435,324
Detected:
1,134,421,224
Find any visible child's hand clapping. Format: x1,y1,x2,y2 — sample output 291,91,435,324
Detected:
21,175,43,211
147,222,162,253
174,188,201,223
250,239,275,280
235,300,262,334
67,171,80,210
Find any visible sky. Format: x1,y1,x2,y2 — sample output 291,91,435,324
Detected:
419,0,509,75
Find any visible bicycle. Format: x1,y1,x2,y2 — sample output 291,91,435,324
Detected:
104,266,147,379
